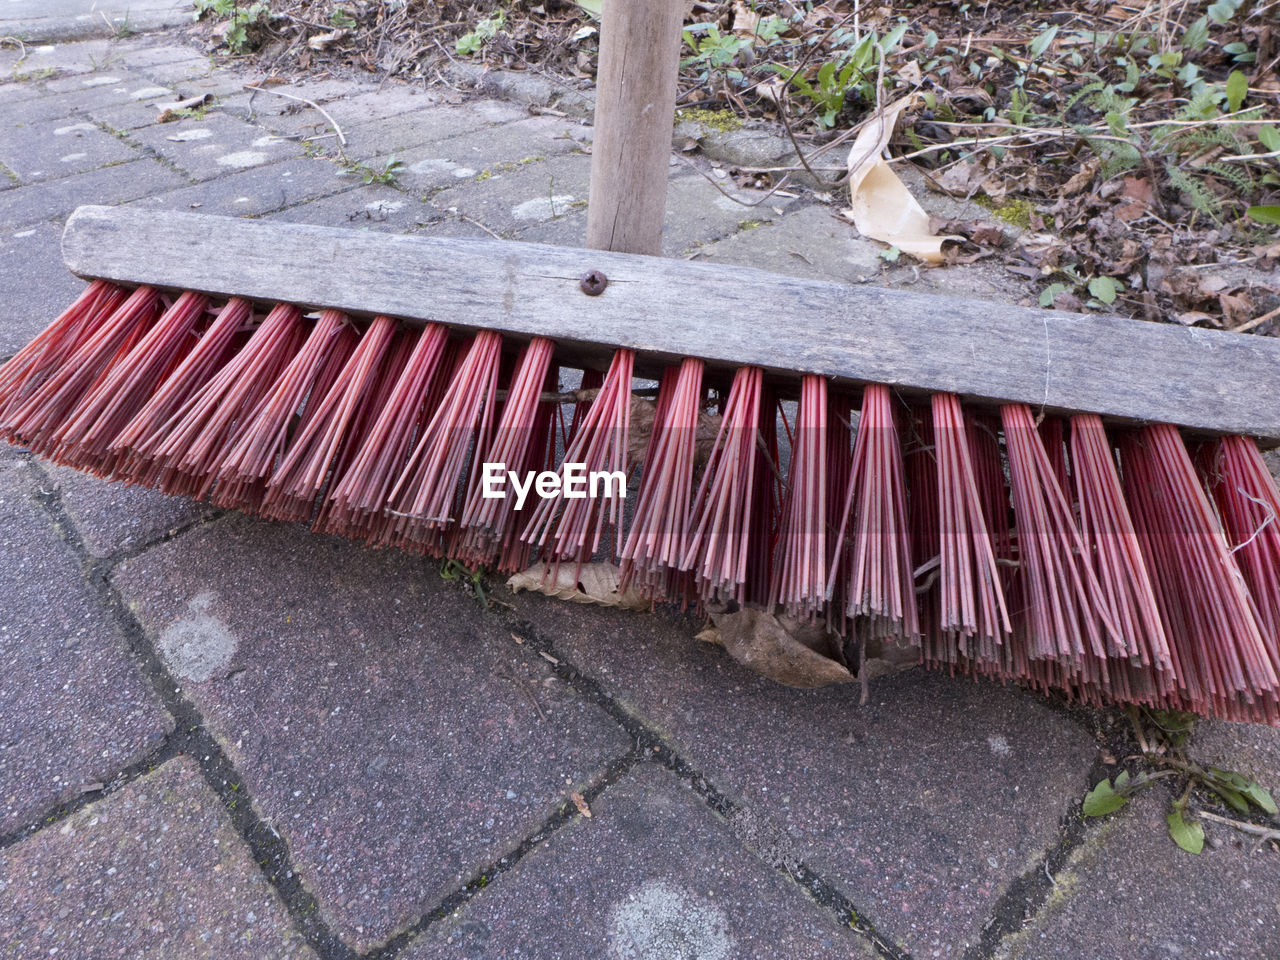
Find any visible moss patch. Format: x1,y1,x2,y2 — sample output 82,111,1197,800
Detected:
675,108,743,133
976,195,1034,229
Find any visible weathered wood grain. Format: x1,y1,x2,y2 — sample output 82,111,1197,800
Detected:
584,0,684,255
61,204,1280,440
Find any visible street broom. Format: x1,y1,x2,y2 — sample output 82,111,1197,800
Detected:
2,4,1280,724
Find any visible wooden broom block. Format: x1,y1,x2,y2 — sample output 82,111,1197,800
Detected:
61,203,1280,442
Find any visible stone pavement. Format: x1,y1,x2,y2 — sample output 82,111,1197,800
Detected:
1,20,1278,960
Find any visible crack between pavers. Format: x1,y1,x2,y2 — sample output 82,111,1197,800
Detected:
361,750,641,960
477,605,915,960
960,753,1113,960
23,478,360,960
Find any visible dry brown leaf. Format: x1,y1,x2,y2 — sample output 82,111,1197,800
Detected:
1061,159,1100,197
842,96,955,263
731,0,760,34
929,160,987,198
507,562,649,611
569,791,592,818
706,607,853,688
861,633,920,680
308,29,347,51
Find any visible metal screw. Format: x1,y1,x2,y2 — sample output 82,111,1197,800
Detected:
579,269,608,296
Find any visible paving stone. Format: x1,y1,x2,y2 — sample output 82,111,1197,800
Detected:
0,79,49,107
391,115,589,193
402,764,875,960
510,206,590,247
324,100,530,162
42,70,135,94
996,790,1280,960
137,54,217,84
109,39,207,72
0,454,172,835
39,462,215,558
218,78,366,120
431,152,591,235
659,174,781,256
88,88,210,131
267,182,433,233
696,202,889,282
0,115,137,183
0,757,316,960
127,111,303,180
0,156,186,229
0,222,87,356
0,39,113,82
0,74,153,125
129,156,351,218
3,1,193,43
509,594,1097,957
1190,720,1280,796
111,516,631,950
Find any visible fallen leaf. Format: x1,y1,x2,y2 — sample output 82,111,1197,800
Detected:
569,791,592,818
706,607,853,688
929,217,1006,247
860,633,920,680
1061,160,1099,197
308,29,346,51
928,160,987,198
842,96,956,263
1175,310,1216,326
507,562,649,611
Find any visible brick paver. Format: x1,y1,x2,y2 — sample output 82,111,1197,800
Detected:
0,18,1276,960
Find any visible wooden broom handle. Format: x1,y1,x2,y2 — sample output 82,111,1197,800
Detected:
585,0,685,256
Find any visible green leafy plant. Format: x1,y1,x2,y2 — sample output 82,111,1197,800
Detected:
193,0,271,54
1081,708,1277,854
456,10,505,56
341,155,403,185
329,7,357,30
682,24,755,82
440,558,490,606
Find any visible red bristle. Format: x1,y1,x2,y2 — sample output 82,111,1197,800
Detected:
824,392,855,634
454,336,556,568
904,405,940,660
1038,417,1070,490
621,358,704,600
149,303,305,496
1001,402,1120,664
934,392,1011,652
494,366,558,575
1069,415,1172,674
828,383,918,639
50,291,210,473
323,323,450,541
772,374,827,619
312,325,414,535
523,349,634,574
0,280,128,423
261,315,399,523
213,309,357,507
5,286,163,452
1122,425,1279,720
1206,435,1280,647
387,330,503,550
110,297,254,485
745,383,780,606
564,368,605,448
682,366,765,605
